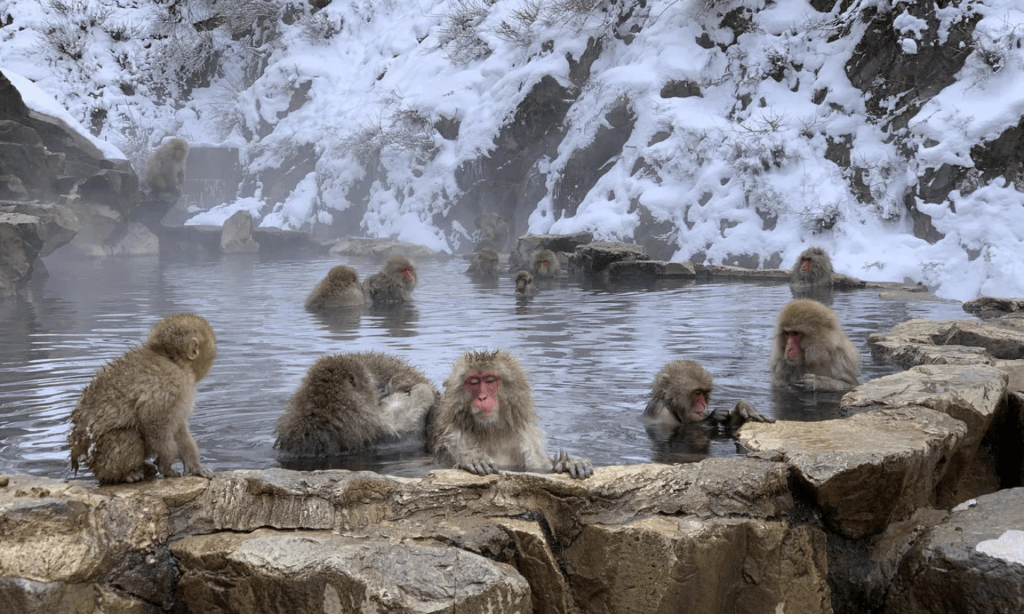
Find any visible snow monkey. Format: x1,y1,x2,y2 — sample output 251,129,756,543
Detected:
274,352,438,456
143,137,189,198
426,350,593,479
305,265,365,312
466,247,500,279
643,360,772,429
514,270,538,297
770,299,860,391
790,246,835,288
363,255,418,305
68,313,216,484
528,248,561,280
475,211,510,251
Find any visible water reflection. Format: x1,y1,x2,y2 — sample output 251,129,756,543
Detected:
0,252,970,481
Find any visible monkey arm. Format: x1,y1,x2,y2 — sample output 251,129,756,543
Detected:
794,374,856,391
708,400,774,429
175,424,213,479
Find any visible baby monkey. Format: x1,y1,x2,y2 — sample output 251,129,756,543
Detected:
69,313,216,484
643,360,771,429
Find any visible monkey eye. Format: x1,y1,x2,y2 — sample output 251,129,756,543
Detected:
482,374,500,384
465,373,500,387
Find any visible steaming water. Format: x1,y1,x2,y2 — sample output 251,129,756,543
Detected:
0,253,969,481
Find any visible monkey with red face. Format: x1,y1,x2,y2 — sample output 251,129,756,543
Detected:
643,360,770,430
427,350,592,478
770,299,859,391
363,255,418,305
528,249,561,280
790,247,834,288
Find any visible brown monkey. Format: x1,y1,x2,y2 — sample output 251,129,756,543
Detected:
274,352,438,456
770,299,860,391
143,137,189,198
426,350,592,478
305,265,365,311
643,360,771,429
363,255,418,304
466,247,500,278
68,313,216,484
514,270,539,297
529,248,561,279
790,246,834,287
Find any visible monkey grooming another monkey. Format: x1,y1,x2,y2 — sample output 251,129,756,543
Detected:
274,352,438,456
466,248,500,278
643,360,771,430
68,313,216,484
143,137,189,199
426,350,592,478
514,270,539,297
305,265,365,311
770,299,860,391
528,249,561,280
363,255,418,305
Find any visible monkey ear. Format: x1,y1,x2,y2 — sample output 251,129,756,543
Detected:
187,338,201,360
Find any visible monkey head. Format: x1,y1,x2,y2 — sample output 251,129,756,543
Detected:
654,361,713,423
386,256,417,286
327,265,359,286
775,299,842,364
146,313,217,381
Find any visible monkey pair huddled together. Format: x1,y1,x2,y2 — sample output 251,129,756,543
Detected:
304,255,419,312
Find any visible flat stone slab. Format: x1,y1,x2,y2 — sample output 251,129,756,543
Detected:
884,487,1024,614
869,318,1024,360
738,407,967,538
840,364,1007,448
172,529,532,614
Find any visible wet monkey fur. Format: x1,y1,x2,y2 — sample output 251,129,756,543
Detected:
68,313,216,484
144,137,189,197
305,265,365,311
427,350,592,478
770,299,860,391
643,360,771,429
363,255,418,305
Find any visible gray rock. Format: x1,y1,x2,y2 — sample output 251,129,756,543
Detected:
508,233,593,271
172,529,533,614
869,318,1024,361
0,210,44,298
328,237,445,260
738,406,967,538
220,209,259,254
568,241,648,275
884,488,1024,614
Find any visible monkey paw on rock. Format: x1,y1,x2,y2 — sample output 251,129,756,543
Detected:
552,450,593,479
458,451,499,476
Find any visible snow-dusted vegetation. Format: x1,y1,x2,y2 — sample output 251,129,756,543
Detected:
1,0,1023,300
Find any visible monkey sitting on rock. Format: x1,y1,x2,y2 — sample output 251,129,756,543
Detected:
68,313,216,484
143,137,189,200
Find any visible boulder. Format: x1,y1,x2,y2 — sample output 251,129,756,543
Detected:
738,406,967,538
568,241,648,276
869,318,1024,361
962,296,1024,320
328,237,445,261
220,210,259,254
564,516,830,614
0,211,43,298
605,259,697,280
172,529,532,614
884,488,1024,614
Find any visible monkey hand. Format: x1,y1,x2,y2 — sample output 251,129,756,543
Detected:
552,450,593,479
729,400,773,427
184,464,214,479
457,450,499,476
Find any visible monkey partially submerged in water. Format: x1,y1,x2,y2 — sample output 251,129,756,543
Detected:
305,265,365,312
274,351,438,457
68,313,216,484
363,255,418,305
426,350,592,478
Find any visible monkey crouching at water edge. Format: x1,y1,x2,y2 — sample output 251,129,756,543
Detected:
68,313,216,484
143,137,189,199
426,350,592,479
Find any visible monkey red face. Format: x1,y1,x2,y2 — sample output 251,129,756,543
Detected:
785,332,802,360
801,258,812,272
536,260,548,274
465,372,501,418
691,390,708,418
399,267,414,282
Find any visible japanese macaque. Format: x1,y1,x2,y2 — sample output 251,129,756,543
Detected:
68,313,216,484
426,350,592,478
143,137,189,198
363,255,418,304
643,360,771,430
466,248,500,278
305,265,365,312
790,246,834,287
274,352,438,456
770,299,860,391
514,270,539,297
529,249,561,279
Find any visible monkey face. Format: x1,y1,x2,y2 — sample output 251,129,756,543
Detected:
783,331,803,361
689,390,709,419
399,267,414,283
801,258,812,272
465,371,501,421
